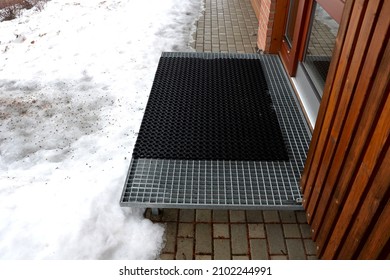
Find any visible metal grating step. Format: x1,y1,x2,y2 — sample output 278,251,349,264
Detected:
120,53,312,210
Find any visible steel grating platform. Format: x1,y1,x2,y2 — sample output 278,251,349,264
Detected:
120,53,312,210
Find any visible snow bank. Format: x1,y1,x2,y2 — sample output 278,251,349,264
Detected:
0,0,203,259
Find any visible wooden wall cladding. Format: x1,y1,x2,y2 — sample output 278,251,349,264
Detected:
300,0,389,259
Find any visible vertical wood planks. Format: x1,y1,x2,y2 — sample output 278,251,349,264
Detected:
300,0,390,259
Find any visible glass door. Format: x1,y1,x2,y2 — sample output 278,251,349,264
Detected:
280,0,313,76
285,0,300,48
280,0,343,129
301,2,339,96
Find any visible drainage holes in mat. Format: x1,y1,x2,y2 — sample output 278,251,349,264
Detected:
133,56,289,161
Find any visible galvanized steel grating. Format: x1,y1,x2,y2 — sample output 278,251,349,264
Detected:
120,53,312,210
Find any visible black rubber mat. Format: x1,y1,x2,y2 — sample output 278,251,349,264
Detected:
133,56,289,161
312,59,330,81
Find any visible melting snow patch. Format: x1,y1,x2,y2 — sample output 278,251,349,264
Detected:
0,0,203,259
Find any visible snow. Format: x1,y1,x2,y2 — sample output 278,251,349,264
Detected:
0,0,203,259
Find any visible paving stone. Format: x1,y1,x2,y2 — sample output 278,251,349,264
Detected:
159,254,174,260
304,239,318,256
296,211,308,223
162,222,177,253
248,224,265,238
204,45,212,52
307,255,318,260
179,209,195,222
195,255,212,260
232,255,250,260
246,211,264,223
265,224,287,255
250,239,269,260
231,224,248,255
195,224,212,254
263,211,280,223
178,223,194,238
213,210,229,222
214,239,231,260
230,210,246,222
279,211,297,223
144,209,163,222
286,239,306,260
220,45,228,51
245,47,254,53
196,209,212,222
300,224,313,238
176,238,194,260
161,209,178,222
271,255,288,260
283,224,301,238
213,224,230,238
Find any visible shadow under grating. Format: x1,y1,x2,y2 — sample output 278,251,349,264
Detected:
120,53,312,210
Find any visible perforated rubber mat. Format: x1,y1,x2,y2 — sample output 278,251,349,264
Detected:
121,53,312,210
133,55,288,161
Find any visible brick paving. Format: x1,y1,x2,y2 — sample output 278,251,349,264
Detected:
147,0,318,260
191,0,259,53
307,17,337,57
148,209,317,260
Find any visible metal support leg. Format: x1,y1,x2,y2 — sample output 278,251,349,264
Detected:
151,208,160,216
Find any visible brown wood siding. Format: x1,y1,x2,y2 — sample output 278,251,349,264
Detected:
300,0,390,259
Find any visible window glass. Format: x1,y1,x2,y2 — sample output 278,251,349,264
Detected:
285,0,300,48
303,2,339,96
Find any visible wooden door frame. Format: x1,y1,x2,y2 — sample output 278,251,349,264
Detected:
279,0,314,76
279,0,345,76
268,0,290,54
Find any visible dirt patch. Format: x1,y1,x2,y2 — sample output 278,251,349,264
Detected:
0,0,29,9
0,0,47,21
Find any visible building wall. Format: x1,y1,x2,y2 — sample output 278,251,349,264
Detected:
251,0,286,53
250,0,262,19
